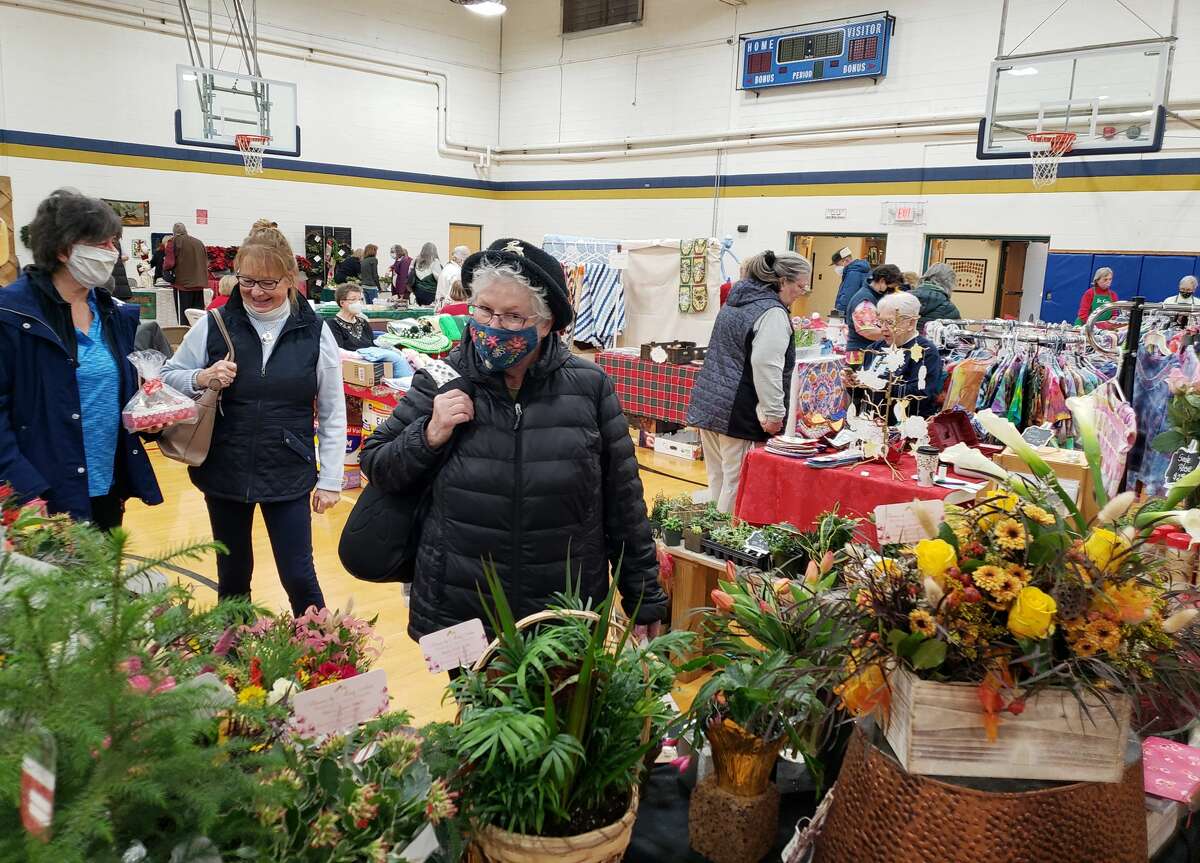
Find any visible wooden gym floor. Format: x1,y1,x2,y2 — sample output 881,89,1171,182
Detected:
125,438,708,725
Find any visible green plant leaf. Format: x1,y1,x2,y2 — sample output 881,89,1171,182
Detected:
911,639,947,670
1152,430,1187,454
1027,532,1067,566
896,632,924,658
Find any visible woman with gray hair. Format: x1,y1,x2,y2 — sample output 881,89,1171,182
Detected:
1076,266,1119,326
360,238,668,648
913,262,962,330
687,249,812,512
1164,275,1198,307
845,291,944,418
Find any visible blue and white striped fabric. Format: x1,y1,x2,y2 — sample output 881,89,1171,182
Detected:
574,264,625,349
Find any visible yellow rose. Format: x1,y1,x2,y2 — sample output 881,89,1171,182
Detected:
913,538,957,585
1007,587,1058,640
1083,528,1131,575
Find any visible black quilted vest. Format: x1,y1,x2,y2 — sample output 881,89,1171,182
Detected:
189,292,323,502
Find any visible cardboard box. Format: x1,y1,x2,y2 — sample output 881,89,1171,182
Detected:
652,429,704,460
994,446,1097,522
361,399,393,437
342,466,362,490
345,427,363,467
342,358,393,388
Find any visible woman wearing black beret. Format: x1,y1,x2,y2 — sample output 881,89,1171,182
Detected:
361,238,669,645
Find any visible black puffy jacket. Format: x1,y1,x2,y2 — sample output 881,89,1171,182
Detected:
360,336,668,641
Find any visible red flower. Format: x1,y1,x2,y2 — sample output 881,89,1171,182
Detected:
2,509,18,527
249,656,263,688
0,483,12,502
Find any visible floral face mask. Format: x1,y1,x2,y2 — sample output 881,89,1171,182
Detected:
470,321,540,372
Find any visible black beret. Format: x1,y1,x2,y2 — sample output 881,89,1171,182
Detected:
461,238,573,331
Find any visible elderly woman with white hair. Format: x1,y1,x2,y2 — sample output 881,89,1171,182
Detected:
1076,266,1119,326
360,238,668,648
847,290,945,418
1165,275,1199,307
913,262,962,330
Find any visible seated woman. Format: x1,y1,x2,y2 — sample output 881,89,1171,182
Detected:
206,274,236,311
848,291,944,418
439,279,470,317
326,283,376,351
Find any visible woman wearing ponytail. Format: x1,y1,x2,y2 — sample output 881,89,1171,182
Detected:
686,250,812,513
163,227,347,616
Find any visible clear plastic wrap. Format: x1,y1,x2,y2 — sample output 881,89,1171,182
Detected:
121,350,199,432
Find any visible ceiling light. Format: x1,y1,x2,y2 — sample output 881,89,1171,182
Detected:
453,0,507,15
1005,66,1039,77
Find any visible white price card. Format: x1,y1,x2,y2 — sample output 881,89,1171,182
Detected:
874,500,945,545
419,618,490,674
290,669,390,739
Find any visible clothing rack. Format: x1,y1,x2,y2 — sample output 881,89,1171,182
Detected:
941,319,1091,348
1083,298,1200,491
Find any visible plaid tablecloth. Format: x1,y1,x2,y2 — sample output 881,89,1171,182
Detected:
596,352,700,425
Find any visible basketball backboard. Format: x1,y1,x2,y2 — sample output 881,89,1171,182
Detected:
175,65,300,157
978,39,1170,159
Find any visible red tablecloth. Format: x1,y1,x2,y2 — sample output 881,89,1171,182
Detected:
596,352,700,425
733,449,956,546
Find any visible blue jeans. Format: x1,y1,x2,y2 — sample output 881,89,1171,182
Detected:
205,493,325,616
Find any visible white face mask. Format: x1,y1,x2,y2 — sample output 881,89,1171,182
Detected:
834,265,845,276
66,244,118,288
347,301,365,315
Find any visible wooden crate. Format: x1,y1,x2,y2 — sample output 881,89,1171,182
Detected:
885,667,1131,783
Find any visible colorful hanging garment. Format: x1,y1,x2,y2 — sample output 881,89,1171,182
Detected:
574,263,626,349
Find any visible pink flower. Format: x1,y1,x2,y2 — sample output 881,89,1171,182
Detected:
119,657,142,674
153,676,176,694
128,675,153,694
669,756,692,773
212,626,238,657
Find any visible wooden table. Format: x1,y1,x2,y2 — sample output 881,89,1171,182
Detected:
657,541,727,683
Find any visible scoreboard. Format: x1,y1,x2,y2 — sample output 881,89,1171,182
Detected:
739,12,894,91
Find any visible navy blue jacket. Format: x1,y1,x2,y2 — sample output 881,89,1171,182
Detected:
833,259,872,315
0,267,163,520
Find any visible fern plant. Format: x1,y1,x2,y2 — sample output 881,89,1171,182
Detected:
430,565,693,837
0,525,275,863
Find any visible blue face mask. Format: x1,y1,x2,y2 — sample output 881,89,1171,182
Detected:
470,321,540,372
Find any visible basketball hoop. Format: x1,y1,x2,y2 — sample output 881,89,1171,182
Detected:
235,134,271,175
1026,131,1076,188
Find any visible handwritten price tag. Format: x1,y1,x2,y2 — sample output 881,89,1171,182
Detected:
419,618,489,674
874,500,945,545
290,669,389,739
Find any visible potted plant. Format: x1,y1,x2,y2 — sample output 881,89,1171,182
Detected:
662,515,684,547
699,566,845,793
832,406,1200,783
430,567,693,863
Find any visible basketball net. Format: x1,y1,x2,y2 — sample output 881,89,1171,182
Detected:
235,134,271,175
1027,131,1076,188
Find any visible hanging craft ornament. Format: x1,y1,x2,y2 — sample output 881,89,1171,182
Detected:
676,238,709,313
678,240,695,312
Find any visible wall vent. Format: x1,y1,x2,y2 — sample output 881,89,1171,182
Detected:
563,0,643,35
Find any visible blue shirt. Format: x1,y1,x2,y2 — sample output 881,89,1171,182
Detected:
75,292,121,497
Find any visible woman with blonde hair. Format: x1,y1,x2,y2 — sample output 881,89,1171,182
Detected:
410,242,441,306
206,274,236,311
164,227,346,615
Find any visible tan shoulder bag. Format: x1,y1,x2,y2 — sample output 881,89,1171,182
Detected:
159,308,235,467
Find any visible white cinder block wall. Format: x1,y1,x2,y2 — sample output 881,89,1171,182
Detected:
0,0,503,259
2,0,1198,287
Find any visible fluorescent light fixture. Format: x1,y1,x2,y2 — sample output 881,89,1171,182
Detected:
1006,66,1039,77
464,1,506,14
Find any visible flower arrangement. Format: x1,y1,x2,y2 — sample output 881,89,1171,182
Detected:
1152,366,1200,501
833,406,1200,740
216,606,382,712
295,254,315,275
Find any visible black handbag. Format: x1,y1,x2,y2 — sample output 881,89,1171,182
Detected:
337,480,429,584
338,368,472,584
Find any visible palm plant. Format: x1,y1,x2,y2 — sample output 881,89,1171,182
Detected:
432,565,694,837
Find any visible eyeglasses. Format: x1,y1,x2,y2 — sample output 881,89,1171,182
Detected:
879,315,916,327
236,273,284,291
470,305,538,331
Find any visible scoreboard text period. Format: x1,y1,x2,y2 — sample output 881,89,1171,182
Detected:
739,12,895,91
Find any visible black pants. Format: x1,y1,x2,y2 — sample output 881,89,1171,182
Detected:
89,490,125,531
204,493,325,616
175,288,204,322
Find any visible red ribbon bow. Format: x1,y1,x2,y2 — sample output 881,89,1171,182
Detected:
141,378,164,396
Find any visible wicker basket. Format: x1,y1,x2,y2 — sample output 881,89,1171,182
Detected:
466,609,647,863
472,787,639,863
813,724,1146,863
